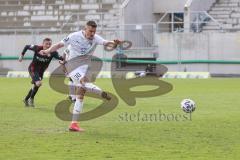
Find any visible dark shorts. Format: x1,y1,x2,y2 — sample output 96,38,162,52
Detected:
28,65,44,84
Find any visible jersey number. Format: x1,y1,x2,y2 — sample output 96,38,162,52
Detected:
74,73,81,80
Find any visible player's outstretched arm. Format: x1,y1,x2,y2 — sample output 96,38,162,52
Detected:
39,42,64,56
103,39,121,46
102,39,122,51
113,39,121,44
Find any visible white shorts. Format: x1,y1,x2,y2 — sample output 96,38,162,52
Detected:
68,64,88,85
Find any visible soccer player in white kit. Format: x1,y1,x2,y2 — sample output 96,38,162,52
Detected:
40,21,120,132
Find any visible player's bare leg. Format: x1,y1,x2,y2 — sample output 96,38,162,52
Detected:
69,86,86,132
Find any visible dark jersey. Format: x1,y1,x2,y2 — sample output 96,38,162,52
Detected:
21,45,63,72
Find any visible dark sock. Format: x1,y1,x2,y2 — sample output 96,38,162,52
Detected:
30,86,39,99
25,89,32,101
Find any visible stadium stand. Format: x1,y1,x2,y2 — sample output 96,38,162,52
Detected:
204,0,240,31
0,0,122,33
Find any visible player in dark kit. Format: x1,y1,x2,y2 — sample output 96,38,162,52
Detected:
19,38,64,107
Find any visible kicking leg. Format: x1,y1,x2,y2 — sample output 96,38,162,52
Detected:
80,77,111,100
83,82,111,100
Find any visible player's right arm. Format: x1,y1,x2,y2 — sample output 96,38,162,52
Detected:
19,45,36,62
39,42,64,56
39,33,75,56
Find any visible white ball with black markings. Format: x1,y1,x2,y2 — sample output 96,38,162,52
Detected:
181,99,196,113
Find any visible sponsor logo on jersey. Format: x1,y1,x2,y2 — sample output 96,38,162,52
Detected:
63,37,69,42
36,56,50,62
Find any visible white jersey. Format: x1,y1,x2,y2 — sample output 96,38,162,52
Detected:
61,30,107,60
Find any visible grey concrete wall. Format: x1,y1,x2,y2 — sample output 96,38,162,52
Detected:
190,0,216,11
156,32,240,74
153,0,216,13
123,0,154,24
153,0,187,13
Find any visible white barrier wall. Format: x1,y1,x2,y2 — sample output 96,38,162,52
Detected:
1,32,240,75
156,32,240,74
0,33,113,73
0,34,65,57
0,33,66,73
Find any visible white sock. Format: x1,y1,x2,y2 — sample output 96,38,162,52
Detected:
83,83,102,95
72,99,83,122
68,81,76,100
70,94,76,100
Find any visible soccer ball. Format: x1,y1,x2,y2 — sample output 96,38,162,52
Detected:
181,99,196,113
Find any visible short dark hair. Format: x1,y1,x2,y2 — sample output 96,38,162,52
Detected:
86,21,97,28
43,38,52,42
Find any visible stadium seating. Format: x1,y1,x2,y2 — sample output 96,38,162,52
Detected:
204,0,240,31
0,0,122,32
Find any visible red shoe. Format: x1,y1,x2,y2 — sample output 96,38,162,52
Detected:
69,123,85,132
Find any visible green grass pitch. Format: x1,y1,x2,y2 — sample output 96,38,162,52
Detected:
0,78,239,160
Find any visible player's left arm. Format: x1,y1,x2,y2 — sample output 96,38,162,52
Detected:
19,45,37,62
95,34,121,46
40,33,75,56
52,51,66,64
52,51,68,74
